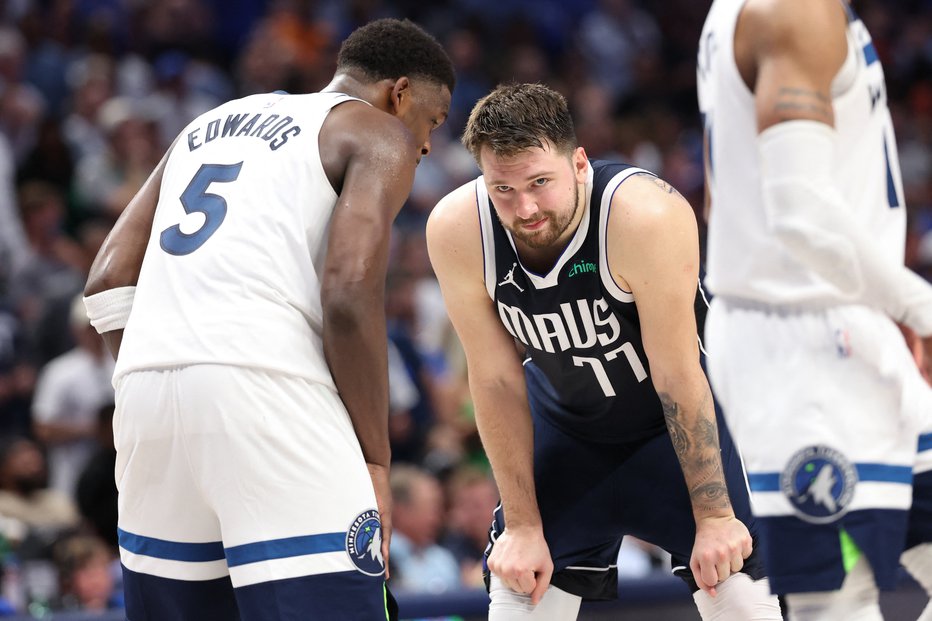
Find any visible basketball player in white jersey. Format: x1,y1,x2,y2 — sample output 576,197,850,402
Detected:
698,1,932,619
81,19,453,620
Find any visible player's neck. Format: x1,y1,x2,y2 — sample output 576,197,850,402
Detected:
321,73,389,112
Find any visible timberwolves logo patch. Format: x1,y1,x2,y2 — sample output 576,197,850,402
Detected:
780,445,858,524
346,509,385,576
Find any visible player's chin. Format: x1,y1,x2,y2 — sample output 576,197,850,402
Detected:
518,229,555,249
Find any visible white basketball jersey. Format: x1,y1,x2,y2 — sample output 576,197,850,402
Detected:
115,91,363,386
697,0,906,305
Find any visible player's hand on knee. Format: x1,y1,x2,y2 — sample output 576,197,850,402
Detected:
690,515,753,597
488,526,554,605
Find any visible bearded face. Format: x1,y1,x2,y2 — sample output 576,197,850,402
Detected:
1,439,48,496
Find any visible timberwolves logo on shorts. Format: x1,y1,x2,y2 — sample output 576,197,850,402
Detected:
346,509,385,576
780,445,858,524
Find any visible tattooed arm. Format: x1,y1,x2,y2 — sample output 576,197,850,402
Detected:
609,174,752,596
733,0,846,132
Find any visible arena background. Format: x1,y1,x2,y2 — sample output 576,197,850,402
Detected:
0,0,930,618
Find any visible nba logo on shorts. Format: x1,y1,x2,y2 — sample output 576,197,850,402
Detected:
780,445,858,524
346,509,385,576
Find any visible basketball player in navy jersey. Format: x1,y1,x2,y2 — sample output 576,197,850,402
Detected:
427,83,782,620
698,1,932,619
82,19,453,621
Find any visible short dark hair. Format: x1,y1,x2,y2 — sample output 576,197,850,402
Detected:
462,83,577,162
337,19,455,93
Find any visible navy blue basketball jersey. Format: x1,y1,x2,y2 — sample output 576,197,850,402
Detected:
476,160,707,443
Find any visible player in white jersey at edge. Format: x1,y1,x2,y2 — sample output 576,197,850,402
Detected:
698,1,932,619
82,18,453,621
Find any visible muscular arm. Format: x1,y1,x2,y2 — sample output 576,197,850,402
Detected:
427,184,552,603
739,0,844,131
613,176,731,517
83,141,175,358
736,0,932,344
611,174,750,593
320,105,419,469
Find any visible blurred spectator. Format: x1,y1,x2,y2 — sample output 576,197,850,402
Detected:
0,303,35,439
62,55,114,164
0,436,79,539
75,404,117,549
0,134,26,285
0,26,46,164
386,269,441,463
16,118,75,194
72,96,160,219
388,464,461,593
31,295,113,498
576,0,661,105
7,181,84,361
388,339,422,462
51,533,119,612
441,465,497,587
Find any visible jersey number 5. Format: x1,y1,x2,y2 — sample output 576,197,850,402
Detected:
160,162,244,255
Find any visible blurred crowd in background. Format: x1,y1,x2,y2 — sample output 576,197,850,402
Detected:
0,0,931,614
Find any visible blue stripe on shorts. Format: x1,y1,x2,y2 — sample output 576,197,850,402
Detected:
748,463,913,491
119,528,226,562
224,532,346,567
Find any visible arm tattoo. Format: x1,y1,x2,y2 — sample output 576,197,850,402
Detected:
631,172,684,197
659,391,732,513
773,86,832,122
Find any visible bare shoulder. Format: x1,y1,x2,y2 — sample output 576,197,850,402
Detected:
611,173,696,239
427,181,480,242
426,180,484,275
741,0,847,56
608,173,699,292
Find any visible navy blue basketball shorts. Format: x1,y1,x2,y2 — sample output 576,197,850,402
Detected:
484,398,766,600
908,433,932,550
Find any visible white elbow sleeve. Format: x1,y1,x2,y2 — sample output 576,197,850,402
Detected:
759,120,932,335
83,286,135,334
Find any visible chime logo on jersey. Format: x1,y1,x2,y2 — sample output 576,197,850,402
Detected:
780,445,857,524
346,509,385,576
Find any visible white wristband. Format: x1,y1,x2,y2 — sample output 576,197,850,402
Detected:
84,286,135,334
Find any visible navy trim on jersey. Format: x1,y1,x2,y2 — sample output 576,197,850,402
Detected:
119,528,226,562
224,532,345,567
883,137,900,208
920,433,932,452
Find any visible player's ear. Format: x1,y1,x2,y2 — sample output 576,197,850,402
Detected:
389,77,412,116
573,147,588,184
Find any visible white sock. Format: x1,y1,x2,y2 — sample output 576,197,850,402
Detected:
488,575,582,620
693,573,783,620
901,543,932,621
784,555,882,621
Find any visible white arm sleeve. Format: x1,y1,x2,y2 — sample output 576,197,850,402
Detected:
759,120,932,335
83,286,135,334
